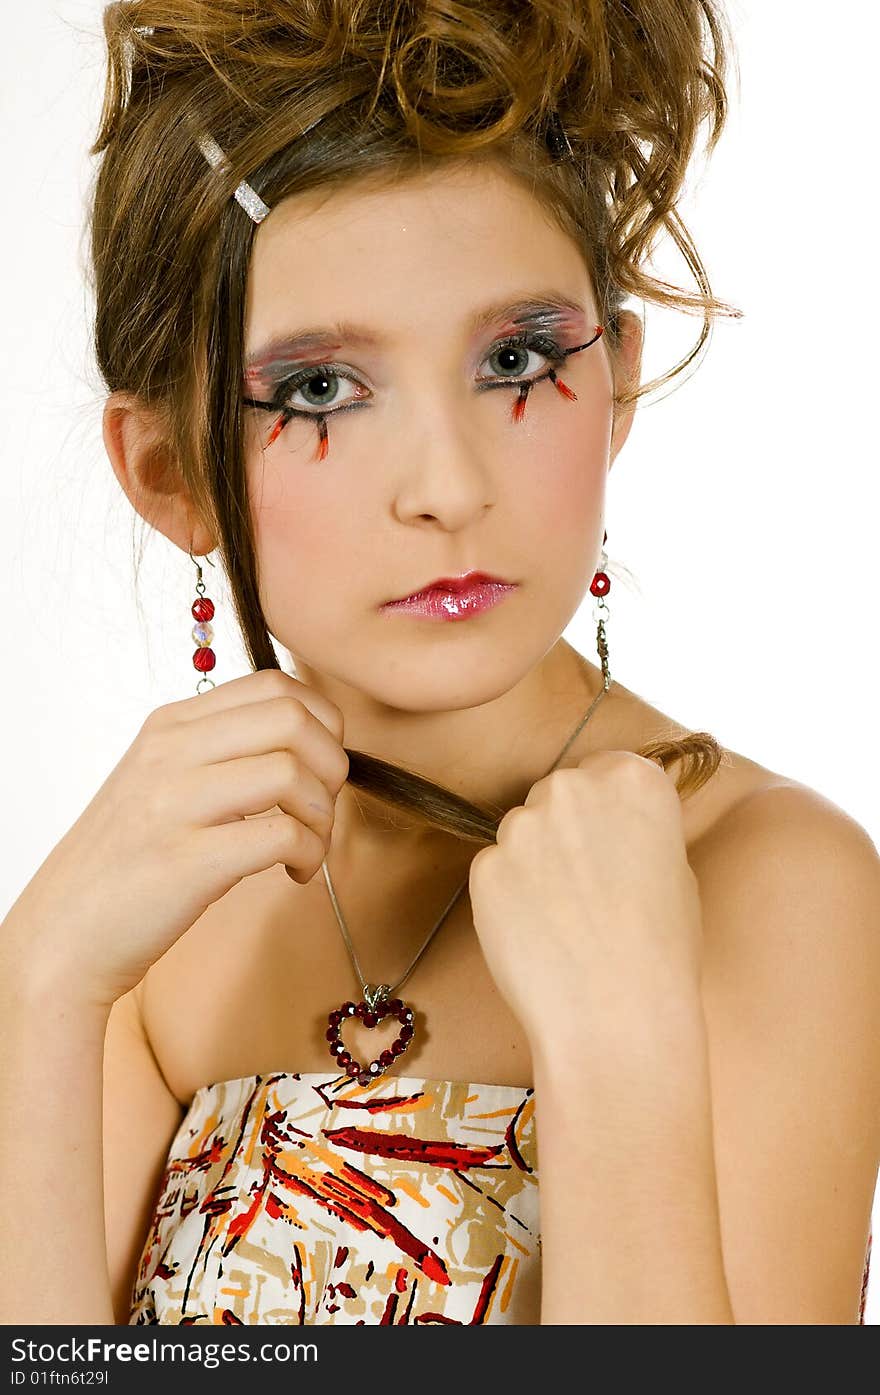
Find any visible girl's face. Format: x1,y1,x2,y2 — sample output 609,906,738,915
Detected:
242,159,632,717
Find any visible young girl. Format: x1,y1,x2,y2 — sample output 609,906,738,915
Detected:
2,0,878,1326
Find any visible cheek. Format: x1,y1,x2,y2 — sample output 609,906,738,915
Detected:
246,447,369,627
512,398,608,559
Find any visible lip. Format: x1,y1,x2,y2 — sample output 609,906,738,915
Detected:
381,572,519,621
386,570,514,603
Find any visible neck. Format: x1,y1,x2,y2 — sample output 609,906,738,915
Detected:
302,639,607,869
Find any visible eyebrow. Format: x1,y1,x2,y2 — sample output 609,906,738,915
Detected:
243,291,591,373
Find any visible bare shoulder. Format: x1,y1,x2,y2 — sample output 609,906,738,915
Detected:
689,761,880,936
658,679,880,979
641,725,880,1325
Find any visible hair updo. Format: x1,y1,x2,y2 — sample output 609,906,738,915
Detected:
87,0,740,843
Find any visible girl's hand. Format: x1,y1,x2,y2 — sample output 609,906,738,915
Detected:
0,670,350,1010
467,750,705,1052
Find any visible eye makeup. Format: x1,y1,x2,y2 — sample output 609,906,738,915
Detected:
242,318,604,463
478,326,603,425
242,293,593,373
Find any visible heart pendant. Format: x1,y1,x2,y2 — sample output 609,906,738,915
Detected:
325,982,415,1086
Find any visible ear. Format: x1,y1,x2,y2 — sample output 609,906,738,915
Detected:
607,308,644,468
102,392,216,556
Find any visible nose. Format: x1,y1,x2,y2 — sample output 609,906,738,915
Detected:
389,393,495,529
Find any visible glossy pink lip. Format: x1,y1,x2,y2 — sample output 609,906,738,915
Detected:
385,570,513,604
381,576,518,621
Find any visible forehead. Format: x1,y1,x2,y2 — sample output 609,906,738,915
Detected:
243,161,593,350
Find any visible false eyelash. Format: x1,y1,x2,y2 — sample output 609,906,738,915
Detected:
245,325,604,461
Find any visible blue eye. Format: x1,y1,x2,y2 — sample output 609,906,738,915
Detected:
264,330,569,420
275,365,368,415
241,323,603,457
475,332,568,394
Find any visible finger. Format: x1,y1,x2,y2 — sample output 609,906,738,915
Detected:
160,668,345,746
163,694,349,797
181,749,337,839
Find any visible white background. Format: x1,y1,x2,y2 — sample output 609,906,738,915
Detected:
1,2,877,1322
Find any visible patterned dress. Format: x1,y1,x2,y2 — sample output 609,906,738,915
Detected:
130,1071,540,1324
129,1070,873,1325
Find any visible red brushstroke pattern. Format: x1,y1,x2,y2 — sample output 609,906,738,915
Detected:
130,1072,544,1325
315,1083,427,1114
323,1125,505,1169
471,1253,505,1325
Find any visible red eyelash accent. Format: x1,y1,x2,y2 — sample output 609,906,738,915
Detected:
511,384,532,423
510,367,578,424
265,409,331,458
315,417,329,461
263,333,590,450
266,412,288,447
549,370,578,401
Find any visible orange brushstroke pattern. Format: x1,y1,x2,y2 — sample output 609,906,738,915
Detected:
130,1069,871,1325
130,1070,540,1325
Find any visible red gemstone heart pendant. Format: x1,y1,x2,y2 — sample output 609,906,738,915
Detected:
326,984,415,1086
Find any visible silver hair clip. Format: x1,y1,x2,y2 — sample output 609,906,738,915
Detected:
545,110,575,162
198,113,569,224
196,132,271,225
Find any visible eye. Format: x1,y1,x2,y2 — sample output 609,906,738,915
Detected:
245,326,582,454
276,365,367,415
476,332,568,388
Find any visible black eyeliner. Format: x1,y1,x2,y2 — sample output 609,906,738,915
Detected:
242,322,604,455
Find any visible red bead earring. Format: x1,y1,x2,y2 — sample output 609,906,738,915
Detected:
189,549,217,694
590,530,610,598
590,530,612,691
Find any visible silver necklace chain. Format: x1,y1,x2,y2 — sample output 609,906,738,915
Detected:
321,623,611,1005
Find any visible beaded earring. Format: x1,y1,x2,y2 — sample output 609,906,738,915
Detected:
590,530,611,690
187,536,612,699
189,550,217,694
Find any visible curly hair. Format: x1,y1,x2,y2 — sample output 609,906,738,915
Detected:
86,0,741,844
